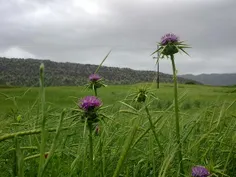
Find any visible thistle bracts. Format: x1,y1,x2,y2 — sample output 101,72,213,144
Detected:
86,74,107,91
79,96,102,124
152,33,190,58
152,33,190,176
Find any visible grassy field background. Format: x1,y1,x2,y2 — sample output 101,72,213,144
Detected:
0,83,236,176
1,83,236,115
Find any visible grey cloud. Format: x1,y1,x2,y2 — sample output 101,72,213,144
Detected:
0,0,235,74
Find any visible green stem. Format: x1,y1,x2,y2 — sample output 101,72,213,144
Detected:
170,55,184,176
88,123,94,177
132,92,187,148
0,127,70,142
38,64,46,176
38,110,66,177
15,136,24,177
145,105,163,155
99,139,104,177
94,88,104,176
94,88,97,97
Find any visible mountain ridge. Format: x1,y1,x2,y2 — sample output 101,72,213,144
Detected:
1,57,200,86
180,73,236,86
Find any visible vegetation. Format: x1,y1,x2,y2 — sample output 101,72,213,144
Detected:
0,82,236,176
0,34,235,177
0,57,199,86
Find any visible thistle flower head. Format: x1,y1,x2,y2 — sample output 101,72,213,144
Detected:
152,32,190,57
79,96,102,112
89,74,101,82
192,166,210,177
87,73,106,90
161,33,179,45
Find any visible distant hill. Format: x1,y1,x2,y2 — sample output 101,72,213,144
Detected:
180,73,236,86
0,57,199,86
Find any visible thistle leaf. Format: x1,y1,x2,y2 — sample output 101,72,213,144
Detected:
150,47,162,56
179,47,190,56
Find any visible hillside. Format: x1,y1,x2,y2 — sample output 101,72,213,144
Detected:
0,57,199,86
180,73,236,86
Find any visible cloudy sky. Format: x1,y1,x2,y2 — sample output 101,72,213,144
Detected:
0,0,235,74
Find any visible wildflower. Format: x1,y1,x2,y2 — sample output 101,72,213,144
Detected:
161,33,179,45
79,96,102,112
151,33,190,176
79,96,102,123
89,74,101,82
87,73,106,91
192,166,210,177
152,32,190,57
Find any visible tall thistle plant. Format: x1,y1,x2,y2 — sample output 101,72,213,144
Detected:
78,96,103,177
152,33,190,176
133,87,164,155
80,51,110,177
85,74,105,176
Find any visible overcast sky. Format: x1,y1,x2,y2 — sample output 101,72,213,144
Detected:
0,0,235,74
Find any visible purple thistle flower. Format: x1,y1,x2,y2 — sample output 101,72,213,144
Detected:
161,33,179,45
192,166,210,177
79,96,102,111
89,74,101,82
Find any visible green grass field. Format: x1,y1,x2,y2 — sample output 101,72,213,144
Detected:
0,83,236,176
1,83,236,115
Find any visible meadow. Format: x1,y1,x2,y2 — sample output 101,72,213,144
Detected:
0,82,236,177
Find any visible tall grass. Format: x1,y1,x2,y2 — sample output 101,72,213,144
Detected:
0,71,236,176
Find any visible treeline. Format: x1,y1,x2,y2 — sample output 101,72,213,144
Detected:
0,57,200,86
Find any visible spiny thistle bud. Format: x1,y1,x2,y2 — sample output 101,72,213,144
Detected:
79,96,102,123
136,89,147,103
191,166,210,177
87,73,106,90
161,33,179,56
152,32,190,58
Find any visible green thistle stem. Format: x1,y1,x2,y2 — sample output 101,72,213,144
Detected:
38,64,46,176
38,110,66,177
94,88,98,97
99,139,104,177
94,87,104,177
170,54,184,176
88,123,94,177
15,136,24,177
145,105,163,155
